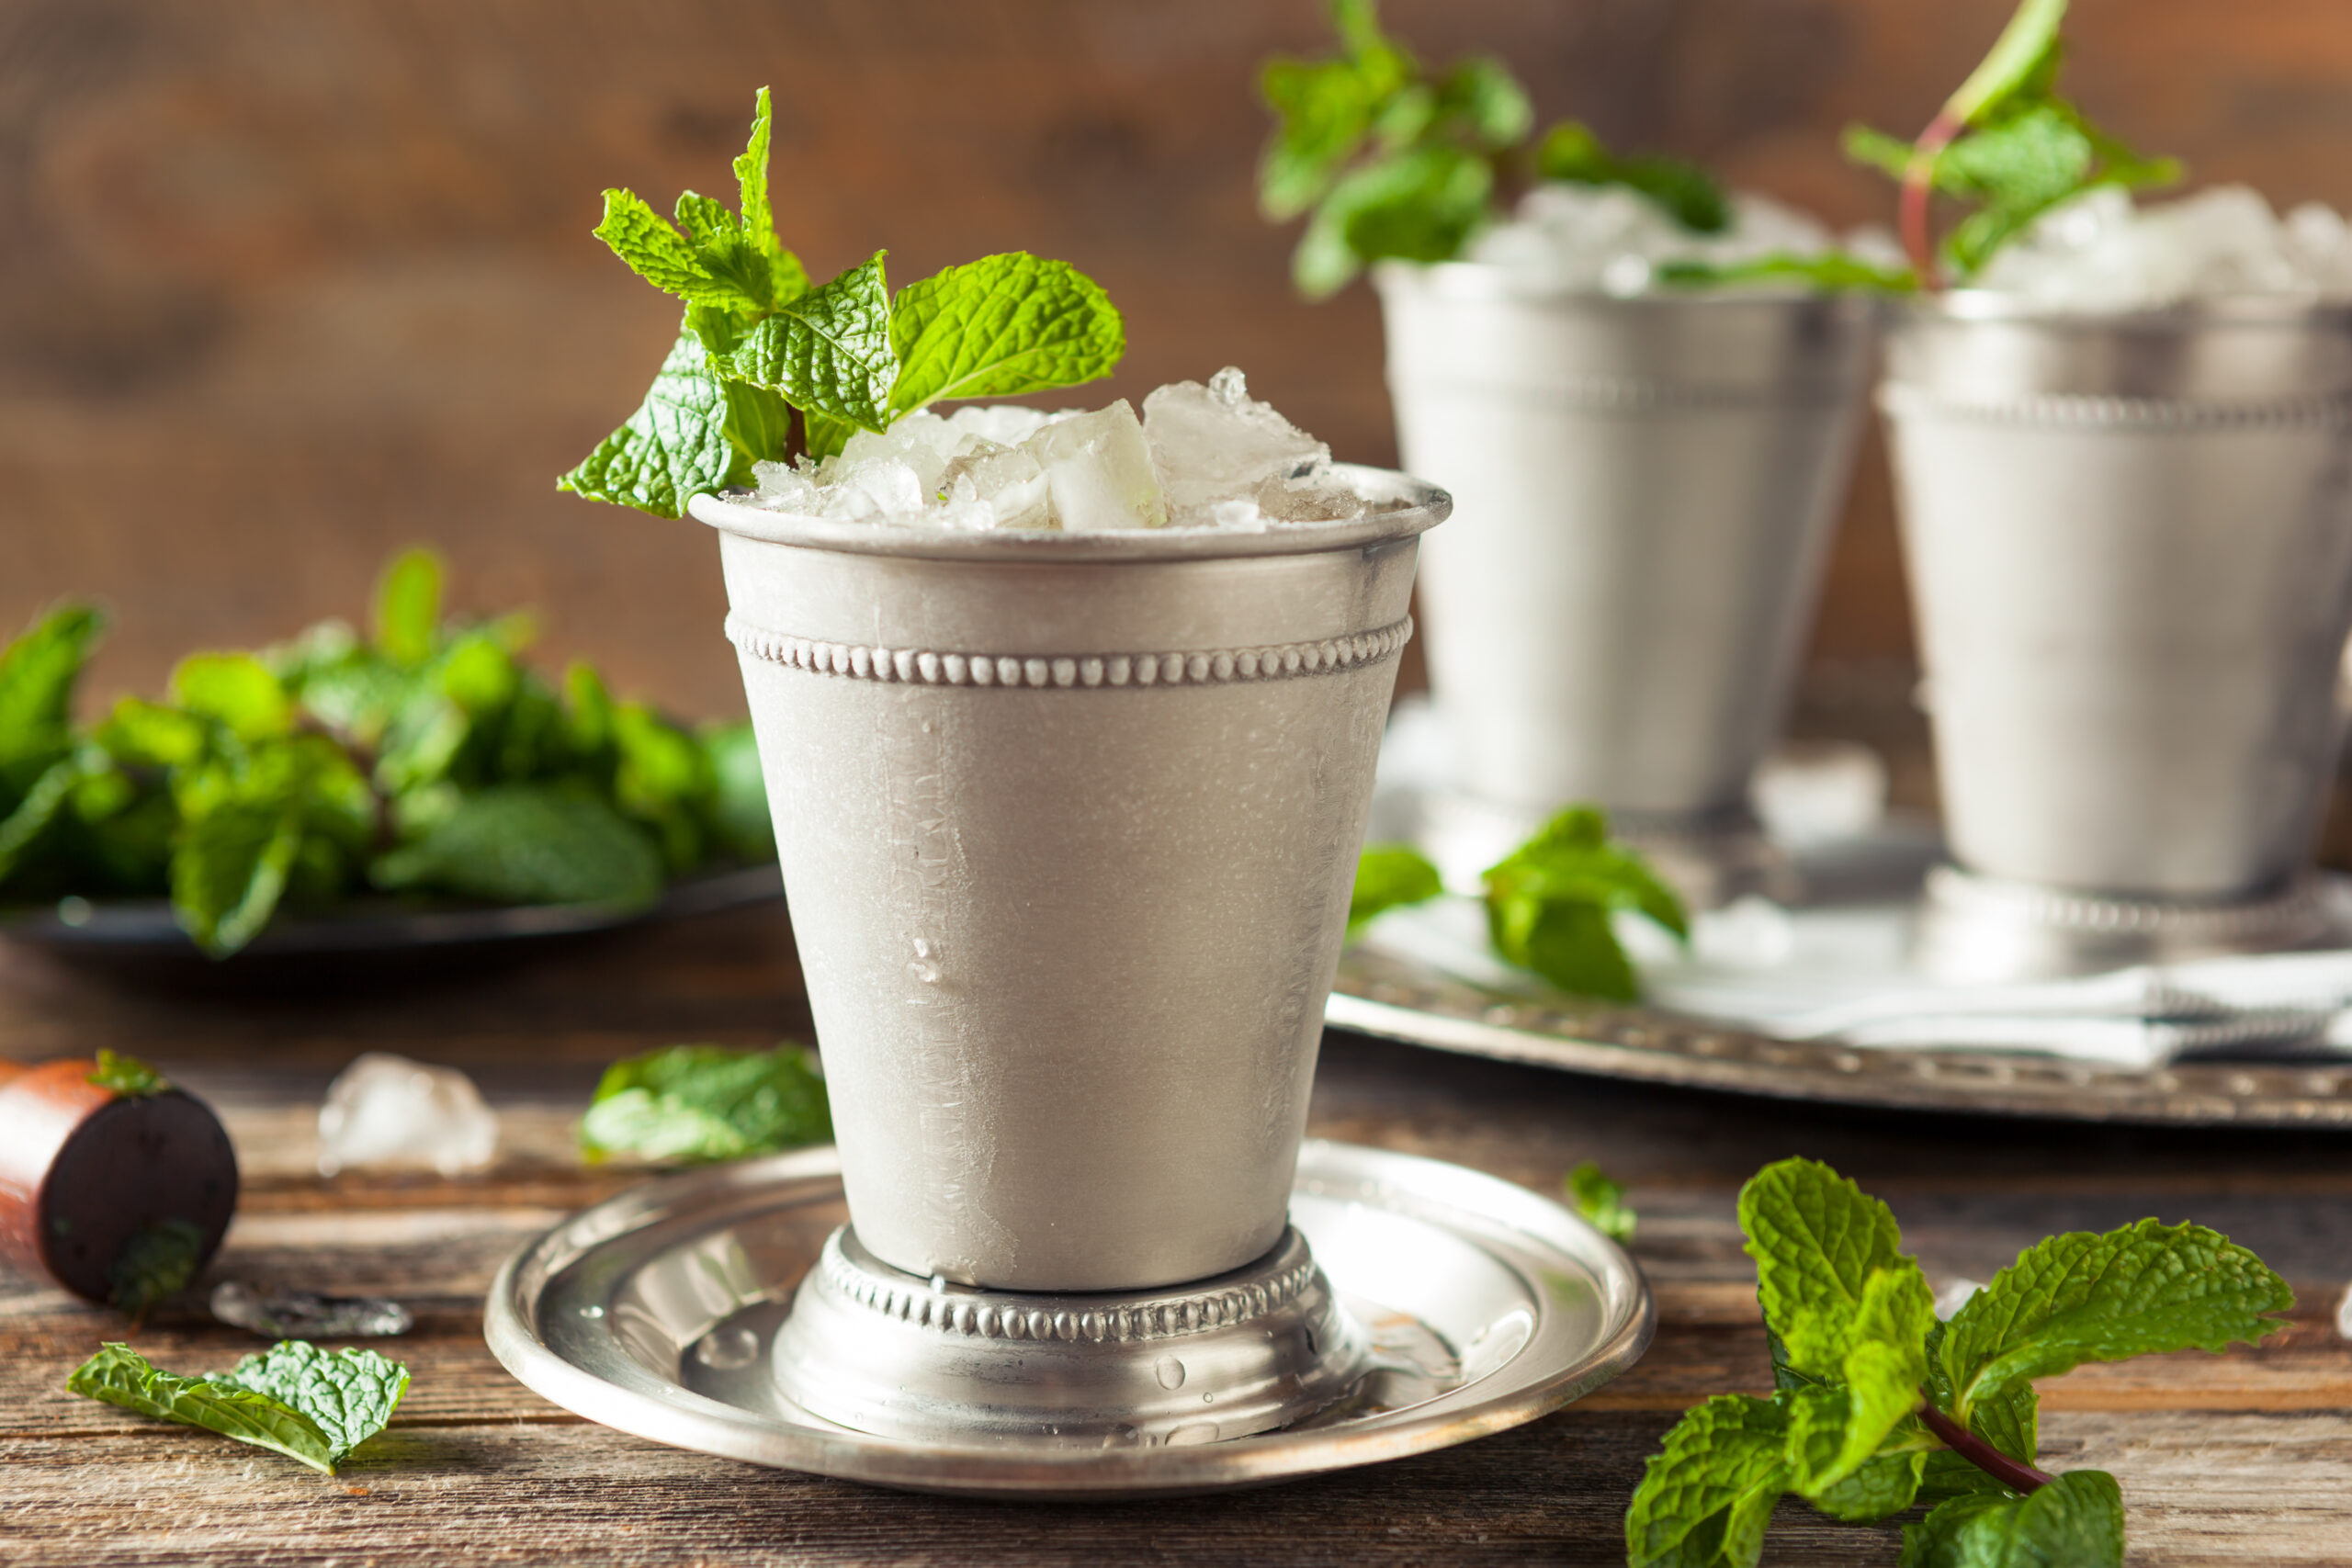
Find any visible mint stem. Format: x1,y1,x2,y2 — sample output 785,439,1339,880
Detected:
1901,110,1962,288
1917,1402,2055,1493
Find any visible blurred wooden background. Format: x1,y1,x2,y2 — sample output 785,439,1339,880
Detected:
5,0,2351,718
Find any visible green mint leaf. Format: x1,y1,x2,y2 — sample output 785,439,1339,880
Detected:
0,604,103,787
1625,1393,1789,1568
207,1340,411,1470
1347,843,1442,938
1482,807,1688,1001
560,321,745,520
716,251,897,430
370,784,664,910
1306,143,1493,298
0,753,78,885
373,547,444,668
1431,57,1532,150
169,653,295,742
594,189,769,315
1657,253,1917,293
1935,1218,2291,1429
700,719,775,863
1797,1432,1927,1523
67,1343,342,1475
732,87,785,263
1781,1331,1927,1503
1534,120,1729,233
99,697,209,769
1842,124,1917,183
88,1049,170,1099
581,1043,831,1165
174,796,303,957
106,1218,207,1317
1900,1469,2123,1568
1567,1160,1637,1244
1739,1158,1936,1396
1943,0,2068,127
886,253,1125,417
1258,56,1385,220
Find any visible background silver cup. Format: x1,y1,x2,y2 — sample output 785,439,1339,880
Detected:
1374,265,1875,899
1884,298,2352,921
692,473,1445,1293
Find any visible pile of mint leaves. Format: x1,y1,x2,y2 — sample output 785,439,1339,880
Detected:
1257,0,1736,298
0,549,771,957
560,88,1125,519
70,1340,409,1477
1845,0,2178,285
1349,807,1686,1003
1628,1157,2290,1566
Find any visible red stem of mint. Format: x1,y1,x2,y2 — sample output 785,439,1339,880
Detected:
1902,110,1963,290
1917,1402,2055,1494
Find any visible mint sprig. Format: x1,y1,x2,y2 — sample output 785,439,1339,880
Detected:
1257,0,1728,299
580,1043,831,1165
1844,0,2180,284
564,89,1124,493
1566,1160,1636,1244
1346,842,1442,939
88,1048,169,1099
1483,807,1686,1003
67,1340,409,1476
1623,1157,2290,1567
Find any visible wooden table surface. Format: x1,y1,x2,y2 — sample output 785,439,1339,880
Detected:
3,901,2349,1566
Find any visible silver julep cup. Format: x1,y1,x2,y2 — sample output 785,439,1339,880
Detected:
1374,265,1874,895
1883,297,2352,911
692,473,1445,1293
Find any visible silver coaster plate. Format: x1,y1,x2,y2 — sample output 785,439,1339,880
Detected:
485,1140,1653,1498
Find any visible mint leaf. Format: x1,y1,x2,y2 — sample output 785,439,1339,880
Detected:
717,252,897,430
0,604,102,785
1740,1158,1922,1374
1935,1218,2291,1428
560,321,746,519
1348,842,1442,938
1567,1159,1637,1244
174,795,303,956
88,1049,169,1098
0,753,78,885
1799,1437,1927,1523
886,253,1125,417
373,547,443,669
1482,807,1686,1001
371,784,663,909
68,1343,343,1475
701,719,775,862
170,653,295,741
732,87,786,265
1534,120,1728,233
1942,0,2068,127
106,1218,207,1318
1900,1469,2123,1568
208,1340,410,1470
581,1043,831,1165
1658,253,1917,293
594,189,771,315
1295,142,1492,299
1625,1393,1789,1568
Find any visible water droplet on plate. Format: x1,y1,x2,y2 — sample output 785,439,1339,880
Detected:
577,1304,605,1319
1154,1356,1186,1390
693,1327,760,1370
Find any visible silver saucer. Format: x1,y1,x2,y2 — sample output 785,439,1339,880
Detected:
484,1140,1654,1498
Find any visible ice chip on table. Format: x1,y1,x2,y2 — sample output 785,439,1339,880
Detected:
1023,399,1169,531
317,1052,498,1177
939,441,1054,531
1973,185,2352,310
1142,367,1331,520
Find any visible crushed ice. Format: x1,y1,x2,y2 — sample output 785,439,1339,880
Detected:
745,368,1370,533
317,1051,499,1177
1973,185,2352,310
1463,185,1904,294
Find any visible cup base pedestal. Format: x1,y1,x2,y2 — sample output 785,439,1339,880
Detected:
771,1225,1370,1449
1913,864,2340,983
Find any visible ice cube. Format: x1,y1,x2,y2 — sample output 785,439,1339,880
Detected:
1141,368,1329,515
317,1052,497,1177
1023,399,1169,531
819,457,927,524
834,412,972,498
947,404,1067,447
1974,185,2352,310
750,460,821,514
940,441,1054,530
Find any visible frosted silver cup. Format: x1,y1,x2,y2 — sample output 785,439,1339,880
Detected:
1374,266,1874,847
1883,296,2352,898
691,472,1445,1292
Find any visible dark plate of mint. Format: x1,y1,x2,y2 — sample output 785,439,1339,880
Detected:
0,547,782,990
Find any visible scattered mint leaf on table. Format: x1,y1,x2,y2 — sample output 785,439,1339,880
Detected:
582,1043,831,1165
1346,843,1442,938
88,1049,169,1098
67,1340,408,1475
1624,1157,2290,1568
1566,1160,1636,1244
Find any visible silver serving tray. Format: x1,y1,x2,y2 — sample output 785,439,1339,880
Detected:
1328,943,2352,1128
485,1140,1653,1498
